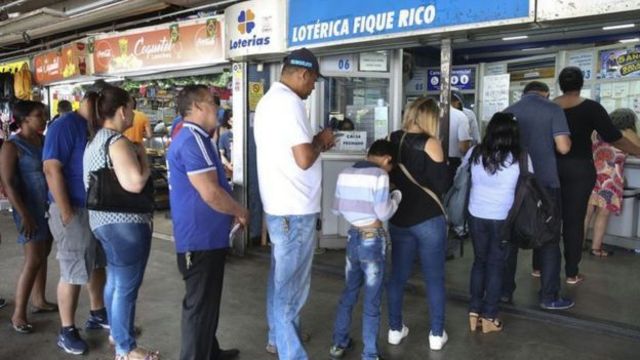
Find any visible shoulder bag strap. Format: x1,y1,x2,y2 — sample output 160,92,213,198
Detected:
518,150,529,176
103,133,121,169
397,132,447,218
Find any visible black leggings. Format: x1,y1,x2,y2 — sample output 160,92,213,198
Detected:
557,157,596,278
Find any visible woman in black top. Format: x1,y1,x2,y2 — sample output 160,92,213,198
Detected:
386,98,450,351
554,67,640,284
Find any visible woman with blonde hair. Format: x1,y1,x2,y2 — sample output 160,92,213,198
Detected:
386,98,449,351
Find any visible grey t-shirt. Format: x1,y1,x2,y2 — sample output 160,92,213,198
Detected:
83,128,152,231
505,93,570,189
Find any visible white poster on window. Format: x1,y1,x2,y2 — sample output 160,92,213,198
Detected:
567,50,595,81
481,74,510,121
359,52,388,72
336,131,367,152
485,63,507,76
374,106,389,140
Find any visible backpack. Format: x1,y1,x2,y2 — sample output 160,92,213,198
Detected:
444,147,477,228
502,152,559,249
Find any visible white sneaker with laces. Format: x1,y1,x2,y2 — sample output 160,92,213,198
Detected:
388,325,409,345
429,330,448,351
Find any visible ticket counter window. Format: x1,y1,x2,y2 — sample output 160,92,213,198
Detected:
323,77,391,153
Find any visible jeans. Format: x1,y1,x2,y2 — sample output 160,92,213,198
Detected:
504,187,561,303
468,216,507,319
266,213,317,360
558,157,597,277
387,216,447,336
333,228,386,360
177,249,226,360
93,222,152,355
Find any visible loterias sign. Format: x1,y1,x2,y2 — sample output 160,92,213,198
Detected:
225,0,286,59
288,0,533,48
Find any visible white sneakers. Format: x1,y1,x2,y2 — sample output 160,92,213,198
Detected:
429,330,448,351
387,325,409,345
388,325,448,351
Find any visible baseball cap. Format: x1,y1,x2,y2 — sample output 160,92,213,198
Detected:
451,89,465,106
284,48,324,78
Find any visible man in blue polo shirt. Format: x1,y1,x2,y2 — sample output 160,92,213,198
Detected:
168,85,249,360
43,92,108,355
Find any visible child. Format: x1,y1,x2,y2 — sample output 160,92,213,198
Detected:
329,139,402,360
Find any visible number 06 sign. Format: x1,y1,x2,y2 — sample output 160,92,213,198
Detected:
321,54,355,73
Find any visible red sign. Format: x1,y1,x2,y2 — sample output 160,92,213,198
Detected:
93,17,225,74
34,42,90,85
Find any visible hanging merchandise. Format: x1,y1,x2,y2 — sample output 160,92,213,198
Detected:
0,70,15,101
14,63,32,100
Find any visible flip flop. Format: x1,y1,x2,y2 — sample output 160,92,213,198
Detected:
0,298,6,310
10,321,33,334
31,303,59,314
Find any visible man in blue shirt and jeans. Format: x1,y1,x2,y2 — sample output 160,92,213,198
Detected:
168,85,249,360
43,92,108,355
503,81,574,310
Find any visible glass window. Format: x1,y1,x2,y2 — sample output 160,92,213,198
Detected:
323,77,390,152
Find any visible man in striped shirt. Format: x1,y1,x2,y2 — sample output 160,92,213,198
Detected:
329,139,402,360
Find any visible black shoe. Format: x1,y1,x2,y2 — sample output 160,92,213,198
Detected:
0,298,6,310
499,295,513,304
219,348,240,360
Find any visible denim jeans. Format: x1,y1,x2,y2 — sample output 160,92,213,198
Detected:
266,213,317,360
387,215,447,336
333,228,386,360
468,215,507,319
503,187,561,303
93,222,152,355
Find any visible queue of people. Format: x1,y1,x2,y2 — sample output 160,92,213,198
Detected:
0,45,638,360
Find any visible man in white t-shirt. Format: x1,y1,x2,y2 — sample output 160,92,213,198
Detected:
452,90,481,144
448,104,473,183
254,48,335,360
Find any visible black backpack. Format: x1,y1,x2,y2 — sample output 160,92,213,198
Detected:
502,152,559,249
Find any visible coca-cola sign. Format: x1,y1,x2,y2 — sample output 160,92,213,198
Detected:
33,42,90,84
93,17,225,74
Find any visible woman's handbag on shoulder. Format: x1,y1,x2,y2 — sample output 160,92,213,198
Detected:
86,135,155,214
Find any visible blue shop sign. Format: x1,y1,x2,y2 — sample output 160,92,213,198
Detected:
288,0,533,47
427,68,475,91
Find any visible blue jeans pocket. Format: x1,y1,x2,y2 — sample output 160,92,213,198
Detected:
359,237,385,263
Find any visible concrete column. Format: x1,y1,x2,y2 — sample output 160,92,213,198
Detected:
439,38,452,159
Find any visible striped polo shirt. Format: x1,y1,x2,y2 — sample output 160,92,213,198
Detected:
332,161,400,227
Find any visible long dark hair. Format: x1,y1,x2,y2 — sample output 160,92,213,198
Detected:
471,112,521,174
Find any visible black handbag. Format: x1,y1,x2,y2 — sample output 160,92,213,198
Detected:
86,134,155,213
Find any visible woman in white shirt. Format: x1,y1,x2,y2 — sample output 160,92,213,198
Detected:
465,112,532,334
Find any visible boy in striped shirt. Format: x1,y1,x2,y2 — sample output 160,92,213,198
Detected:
329,139,402,360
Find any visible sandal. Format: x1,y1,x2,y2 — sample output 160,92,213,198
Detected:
31,303,59,314
480,318,503,333
10,320,33,334
469,312,482,331
115,347,159,360
590,248,612,257
566,274,585,285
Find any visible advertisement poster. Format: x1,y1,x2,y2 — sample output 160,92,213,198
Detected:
599,46,640,79
93,17,225,74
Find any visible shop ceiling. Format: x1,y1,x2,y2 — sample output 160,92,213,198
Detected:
0,0,238,54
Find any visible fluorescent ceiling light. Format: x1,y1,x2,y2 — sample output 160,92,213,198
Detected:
522,47,545,51
502,35,528,41
603,24,635,31
619,38,640,43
